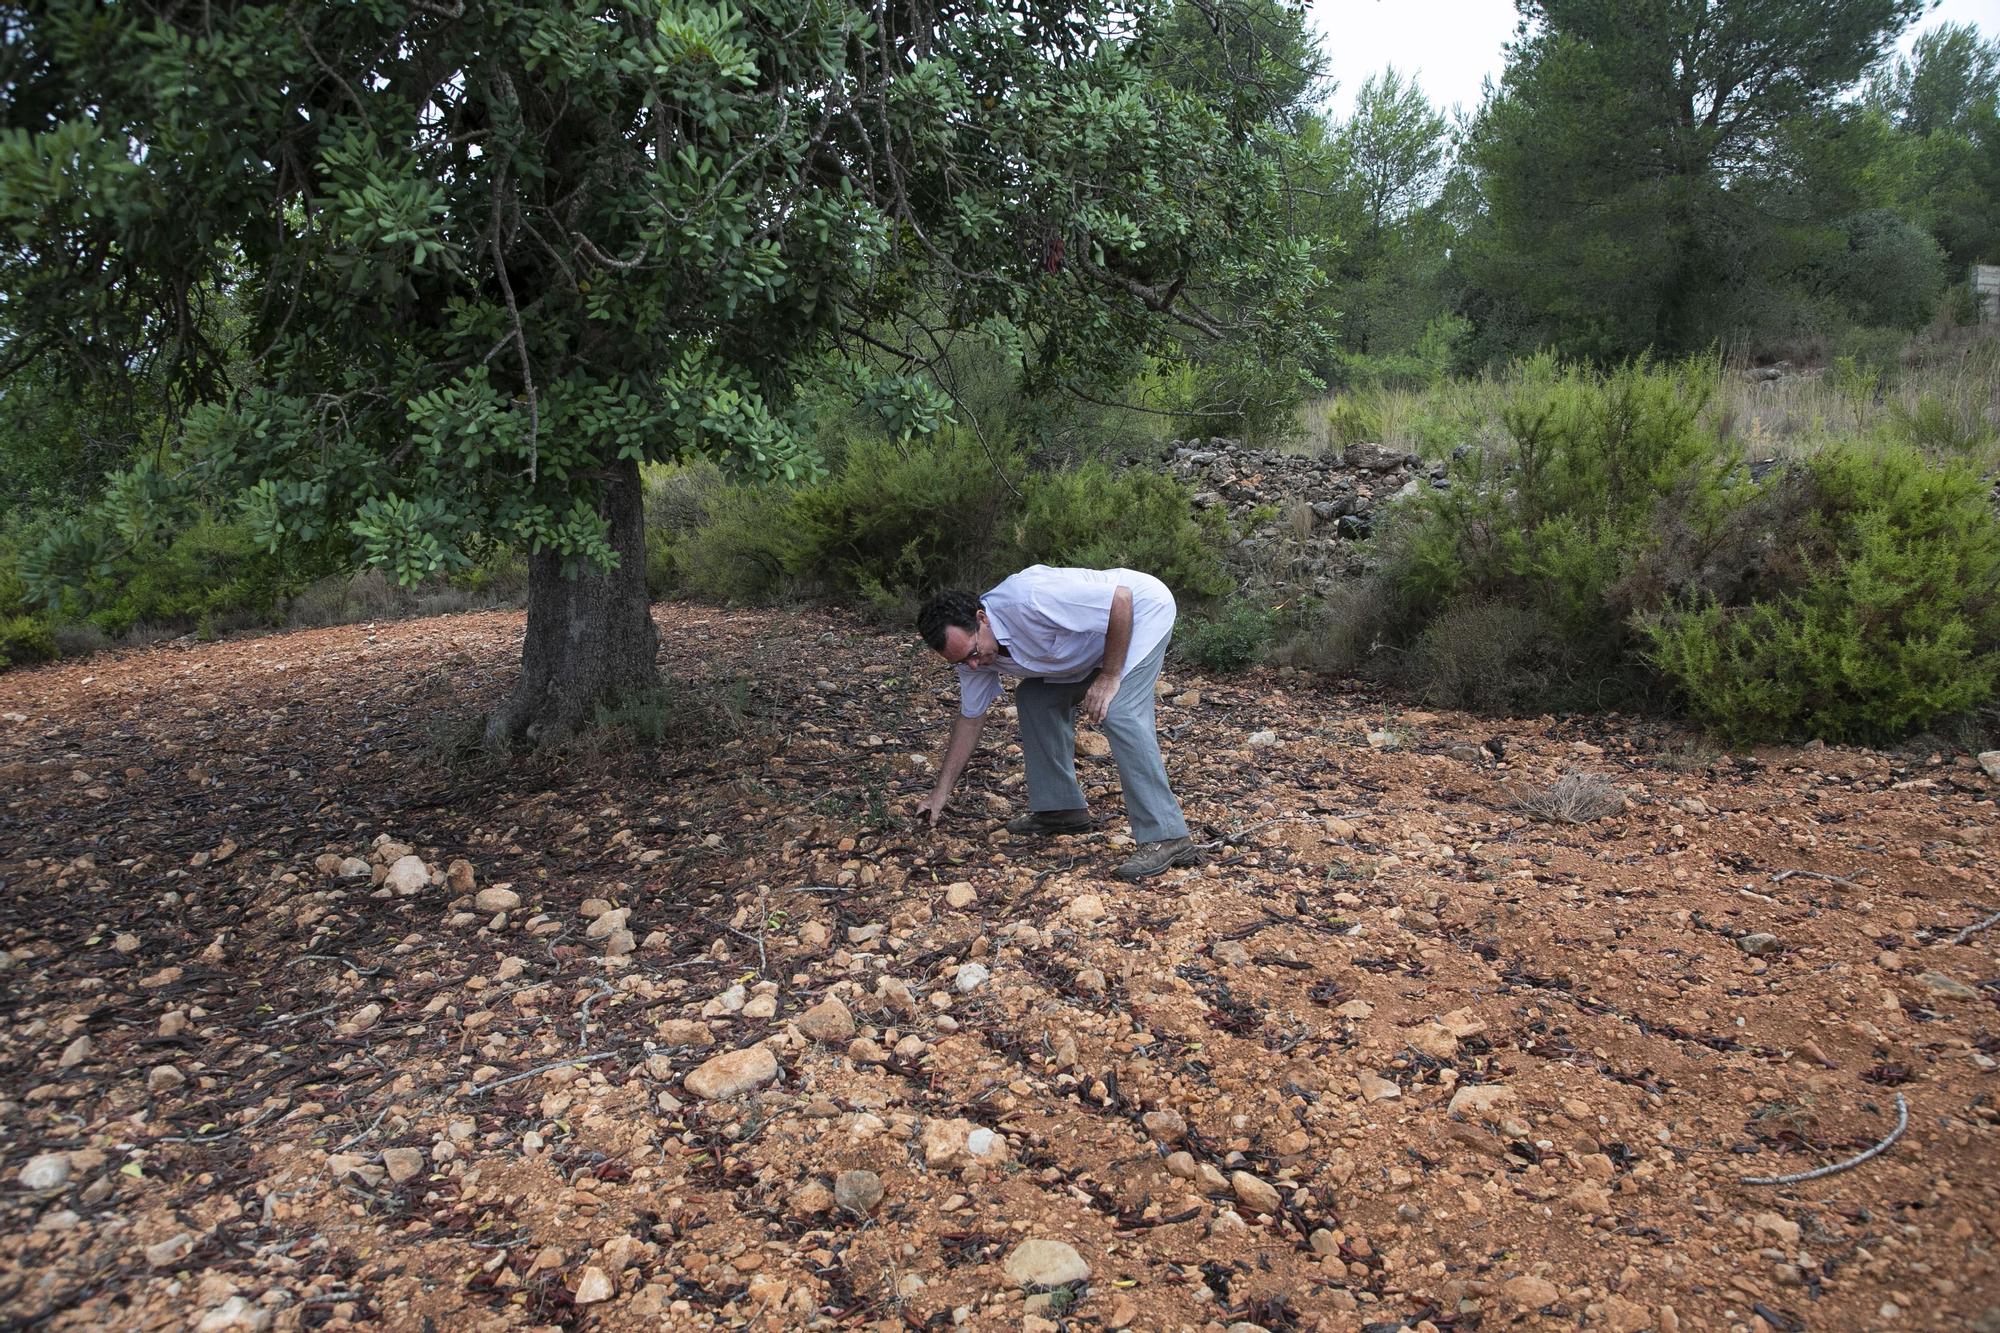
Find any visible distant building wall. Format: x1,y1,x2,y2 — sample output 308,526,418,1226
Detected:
1975,265,2000,323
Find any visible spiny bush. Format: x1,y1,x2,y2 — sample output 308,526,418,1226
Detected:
1644,440,2000,743
1405,600,1582,714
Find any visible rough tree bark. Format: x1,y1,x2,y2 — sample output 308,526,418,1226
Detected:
482,458,660,750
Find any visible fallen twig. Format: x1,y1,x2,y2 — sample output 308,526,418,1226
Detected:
260,1002,341,1029
1741,1093,1907,1186
284,954,382,976
331,1106,391,1153
1195,812,1353,851
1772,869,1866,891
467,1051,619,1095
578,978,616,1047
156,1103,287,1145
1952,909,2000,946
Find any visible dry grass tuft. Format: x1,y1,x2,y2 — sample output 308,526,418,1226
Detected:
1510,770,1628,824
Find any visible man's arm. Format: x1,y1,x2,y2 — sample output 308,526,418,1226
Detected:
916,712,985,825
1079,585,1133,725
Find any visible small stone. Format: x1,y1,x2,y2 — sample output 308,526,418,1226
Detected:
1916,971,1979,1000
147,1065,185,1094
1067,894,1106,923
474,887,521,913
1977,750,2000,782
382,1148,425,1184
1076,730,1112,759
741,992,777,1019
1003,1238,1090,1288
1500,1274,1559,1309
383,855,430,895
573,1266,616,1304
1448,1084,1520,1118
144,1232,195,1268
1247,729,1279,748
113,933,140,954
1142,1109,1187,1143
337,856,371,880
1406,1022,1458,1061
922,1117,1006,1169
584,907,631,940
1754,1211,1802,1244
1601,1295,1651,1333
795,997,856,1043
1357,1071,1401,1102
954,962,990,993
792,1180,835,1216
1165,1151,1199,1179
684,1044,779,1100
1439,1007,1487,1039
656,1019,713,1048
58,1035,92,1068
195,1296,271,1332
1172,690,1201,707
1737,932,1782,957
1212,939,1252,968
1334,999,1374,1019
18,1153,71,1191
341,1003,383,1035
601,1235,646,1272
944,882,977,909
835,1169,884,1214
1231,1170,1282,1214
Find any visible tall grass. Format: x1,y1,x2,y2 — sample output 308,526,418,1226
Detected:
1291,325,2000,468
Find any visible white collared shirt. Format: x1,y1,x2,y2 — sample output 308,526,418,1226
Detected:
954,566,1176,718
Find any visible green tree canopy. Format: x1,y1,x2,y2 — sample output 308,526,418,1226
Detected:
1,0,1325,744
1461,0,1927,358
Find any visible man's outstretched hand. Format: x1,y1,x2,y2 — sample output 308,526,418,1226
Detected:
914,790,948,828
1080,672,1121,725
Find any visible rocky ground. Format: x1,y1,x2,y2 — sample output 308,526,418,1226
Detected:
1159,440,1440,595
1,603,1997,1333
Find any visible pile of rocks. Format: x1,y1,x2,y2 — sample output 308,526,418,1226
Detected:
1157,438,1448,595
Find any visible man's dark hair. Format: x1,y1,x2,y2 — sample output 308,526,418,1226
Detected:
917,590,980,651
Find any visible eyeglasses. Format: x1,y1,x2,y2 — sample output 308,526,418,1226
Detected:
945,641,986,667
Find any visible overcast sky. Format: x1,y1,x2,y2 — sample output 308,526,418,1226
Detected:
1307,0,2000,122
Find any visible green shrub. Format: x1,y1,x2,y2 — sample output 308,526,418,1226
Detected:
1644,441,2000,742
86,514,287,637
788,429,1022,602
1378,355,1736,673
1176,601,1274,673
1010,464,1232,601
672,483,806,605
0,613,57,670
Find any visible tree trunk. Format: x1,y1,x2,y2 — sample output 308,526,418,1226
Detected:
483,458,660,750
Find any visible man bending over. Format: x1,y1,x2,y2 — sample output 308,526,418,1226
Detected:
914,565,1200,880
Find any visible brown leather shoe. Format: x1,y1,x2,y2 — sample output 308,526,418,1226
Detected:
1005,809,1094,836
1114,836,1202,879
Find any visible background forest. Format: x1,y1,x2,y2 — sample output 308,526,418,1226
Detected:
2,0,1997,746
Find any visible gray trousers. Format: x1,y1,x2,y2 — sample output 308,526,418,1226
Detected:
1016,633,1188,843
